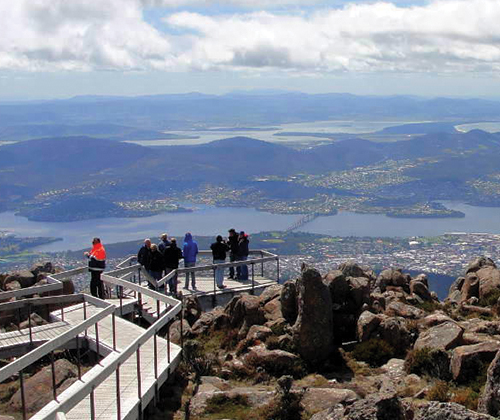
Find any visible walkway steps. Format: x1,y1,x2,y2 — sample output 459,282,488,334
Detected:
32,302,181,420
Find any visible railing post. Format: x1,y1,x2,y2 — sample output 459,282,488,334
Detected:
90,387,96,420
137,347,142,415
20,368,27,420
51,351,58,401
28,303,33,349
116,364,121,420
76,334,82,380
17,307,21,331
167,323,171,363
180,296,184,352
95,322,100,364
251,262,255,295
119,285,123,317
276,257,280,283
213,266,217,307
112,312,117,351
61,306,64,322
83,300,88,337
261,251,264,277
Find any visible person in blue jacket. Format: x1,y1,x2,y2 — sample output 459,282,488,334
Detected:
183,232,198,290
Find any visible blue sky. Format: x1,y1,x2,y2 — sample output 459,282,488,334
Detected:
1,0,499,100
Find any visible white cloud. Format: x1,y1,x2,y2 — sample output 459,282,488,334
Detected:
141,0,323,8
2,0,500,75
0,0,173,71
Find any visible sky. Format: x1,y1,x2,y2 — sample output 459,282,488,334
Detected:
1,0,500,100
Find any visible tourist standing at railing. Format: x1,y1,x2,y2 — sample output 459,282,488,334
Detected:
183,232,198,290
149,244,164,289
158,233,171,254
164,238,183,295
227,228,239,280
211,235,229,289
85,237,106,299
137,238,152,275
236,231,250,280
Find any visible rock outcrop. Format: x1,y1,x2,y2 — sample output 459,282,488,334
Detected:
292,268,333,365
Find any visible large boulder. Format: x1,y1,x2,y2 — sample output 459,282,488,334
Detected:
323,270,349,308
477,266,500,300
246,325,273,342
385,301,425,319
417,402,495,419
184,295,202,326
169,319,190,345
410,280,432,302
451,342,500,383
347,276,371,310
357,310,384,342
292,268,334,365
263,297,283,322
479,348,500,416
414,321,464,351
338,261,372,280
340,392,407,420
461,273,480,302
9,359,77,412
301,388,358,413
258,284,283,305
190,307,229,336
4,270,36,289
243,344,300,374
225,294,265,335
30,262,55,277
379,317,412,354
280,281,298,324
467,257,497,274
377,268,408,291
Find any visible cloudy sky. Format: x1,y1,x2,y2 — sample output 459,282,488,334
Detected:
1,0,500,99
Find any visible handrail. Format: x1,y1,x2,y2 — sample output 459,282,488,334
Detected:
0,277,63,301
0,298,114,382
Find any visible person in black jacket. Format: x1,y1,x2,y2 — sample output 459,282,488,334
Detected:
163,238,183,295
148,243,164,289
236,231,249,280
227,228,239,279
137,238,152,275
211,235,229,289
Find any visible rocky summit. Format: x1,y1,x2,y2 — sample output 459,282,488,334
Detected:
169,257,500,420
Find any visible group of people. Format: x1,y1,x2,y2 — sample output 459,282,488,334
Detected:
85,229,251,299
137,233,186,294
211,229,250,289
137,229,251,292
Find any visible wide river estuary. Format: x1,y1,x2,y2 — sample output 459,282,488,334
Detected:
1,201,500,252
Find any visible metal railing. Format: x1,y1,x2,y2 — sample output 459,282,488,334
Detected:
0,294,114,420
32,263,182,420
116,249,280,297
0,275,63,301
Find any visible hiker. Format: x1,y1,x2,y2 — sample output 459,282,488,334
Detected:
85,237,106,299
164,238,183,295
236,231,250,280
183,232,198,290
211,235,229,289
137,238,152,275
149,243,164,289
158,233,171,255
227,228,239,279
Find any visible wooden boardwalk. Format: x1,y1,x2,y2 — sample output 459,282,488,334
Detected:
0,321,72,350
178,275,277,297
32,302,182,420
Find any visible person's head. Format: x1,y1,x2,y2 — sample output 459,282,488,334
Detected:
184,232,193,242
92,237,101,245
239,231,245,238
171,238,177,246
216,235,223,242
228,228,236,237
161,233,168,241
151,243,158,252
145,238,151,248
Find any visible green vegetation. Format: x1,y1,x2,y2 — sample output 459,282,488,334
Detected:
404,347,450,380
351,338,396,367
479,289,500,308
427,380,450,402
204,394,253,420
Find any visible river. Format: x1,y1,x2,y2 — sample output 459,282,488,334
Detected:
1,201,500,252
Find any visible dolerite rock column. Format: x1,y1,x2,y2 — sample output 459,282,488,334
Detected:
292,268,333,366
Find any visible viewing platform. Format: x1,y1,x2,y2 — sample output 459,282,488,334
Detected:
0,249,280,420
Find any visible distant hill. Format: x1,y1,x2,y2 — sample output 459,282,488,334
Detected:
0,123,188,142
378,122,459,135
2,92,500,130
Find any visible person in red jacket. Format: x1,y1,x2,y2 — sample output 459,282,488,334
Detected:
84,237,106,299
